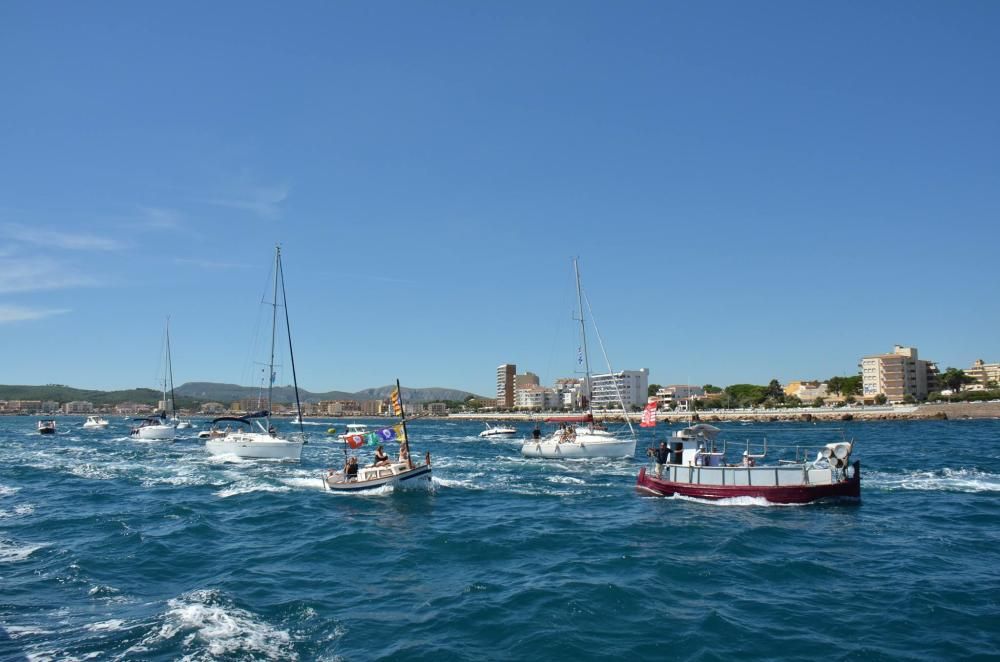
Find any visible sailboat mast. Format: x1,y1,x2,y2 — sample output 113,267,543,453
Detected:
278,252,304,435
396,378,410,461
267,245,280,422
166,317,175,418
574,258,594,421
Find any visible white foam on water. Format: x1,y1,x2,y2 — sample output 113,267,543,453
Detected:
670,494,805,507
129,589,296,660
85,619,127,632
0,539,46,562
0,504,35,519
69,464,115,480
0,485,21,496
546,475,586,485
4,625,52,639
431,476,483,490
281,476,328,491
214,483,292,499
206,453,251,465
871,467,1000,493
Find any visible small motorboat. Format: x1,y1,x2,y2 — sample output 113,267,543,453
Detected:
173,417,193,429
635,424,861,504
37,420,57,435
479,422,517,438
83,416,109,429
129,413,176,441
338,423,370,441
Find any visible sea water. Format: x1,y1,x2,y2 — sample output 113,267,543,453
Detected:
1,416,998,660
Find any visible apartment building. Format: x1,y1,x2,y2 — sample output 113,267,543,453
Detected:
496,363,516,409
860,345,937,402
783,381,829,401
967,359,1000,388
64,401,94,414
590,369,649,409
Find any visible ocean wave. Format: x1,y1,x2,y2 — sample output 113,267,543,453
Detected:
0,503,35,518
128,589,297,660
432,476,483,490
0,485,20,496
214,483,292,499
669,494,807,507
0,539,46,562
85,619,128,633
870,468,1000,493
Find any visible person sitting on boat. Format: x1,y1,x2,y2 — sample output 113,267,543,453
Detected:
532,426,541,440
373,445,390,467
268,425,277,436
742,451,755,467
652,441,670,478
399,443,412,469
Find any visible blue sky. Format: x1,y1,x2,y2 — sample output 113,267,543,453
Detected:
1,1,997,396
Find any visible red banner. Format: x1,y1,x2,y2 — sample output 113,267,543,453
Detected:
640,402,657,428
346,434,365,448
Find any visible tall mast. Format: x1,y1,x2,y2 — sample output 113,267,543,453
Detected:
396,378,410,464
267,245,280,422
165,316,175,417
278,251,304,435
574,258,594,421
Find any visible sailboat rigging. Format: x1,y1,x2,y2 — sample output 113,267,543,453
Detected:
130,318,178,441
521,258,637,459
205,245,305,460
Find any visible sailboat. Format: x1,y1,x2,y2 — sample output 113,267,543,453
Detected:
521,259,637,459
324,380,432,491
130,319,177,441
205,245,305,461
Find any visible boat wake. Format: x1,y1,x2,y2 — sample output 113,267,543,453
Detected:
126,589,297,660
869,468,1000,493
214,482,292,499
669,494,808,507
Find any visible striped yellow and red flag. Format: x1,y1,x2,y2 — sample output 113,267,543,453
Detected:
390,388,403,416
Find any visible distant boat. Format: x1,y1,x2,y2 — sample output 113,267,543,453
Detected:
173,418,193,429
83,416,109,429
130,318,177,442
521,259,637,459
635,424,861,504
337,423,369,441
479,422,517,438
37,420,56,435
205,246,305,461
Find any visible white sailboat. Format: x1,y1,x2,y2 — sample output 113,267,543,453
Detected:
130,319,177,441
521,259,637,459
205,245,305,461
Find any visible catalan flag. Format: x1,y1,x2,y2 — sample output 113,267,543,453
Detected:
390,388,403,416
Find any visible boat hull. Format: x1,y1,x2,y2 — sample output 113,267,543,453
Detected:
205,433,303,460
636,461,861,504
130,425,175,441
521,432,636,459
325,464,432,492
38,427,56,435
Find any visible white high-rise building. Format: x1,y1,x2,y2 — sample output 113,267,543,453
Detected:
590,369,649,409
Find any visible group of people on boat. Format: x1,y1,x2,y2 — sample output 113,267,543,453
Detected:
647,440,755,479
331,442,415,484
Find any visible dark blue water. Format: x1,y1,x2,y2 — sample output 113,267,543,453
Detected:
2,417,998,660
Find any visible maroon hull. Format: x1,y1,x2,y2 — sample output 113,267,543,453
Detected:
636,461,861,504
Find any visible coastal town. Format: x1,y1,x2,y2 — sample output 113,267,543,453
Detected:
3,344,998,422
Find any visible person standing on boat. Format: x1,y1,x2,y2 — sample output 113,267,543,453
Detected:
652,441,670,478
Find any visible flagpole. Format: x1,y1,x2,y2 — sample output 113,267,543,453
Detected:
395,379,412,469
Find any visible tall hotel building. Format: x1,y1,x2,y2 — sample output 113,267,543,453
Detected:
496,363,516,409
590,369,649,409
860,345,936,402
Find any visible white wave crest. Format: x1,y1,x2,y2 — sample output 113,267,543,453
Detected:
872,468,1000,493
547,475,586,485
214,483,292,499
0,504,35,519
130,589,296,660
85,619,127,632
0,539,46,562
70,464,115,480
431,476,481,490
280,476,328,491
0,485,21,496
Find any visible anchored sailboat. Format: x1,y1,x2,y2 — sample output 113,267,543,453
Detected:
130,318,177,441
205,245,305,461
521,259,637,459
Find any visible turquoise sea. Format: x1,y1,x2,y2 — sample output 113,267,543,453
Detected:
1,416,998,660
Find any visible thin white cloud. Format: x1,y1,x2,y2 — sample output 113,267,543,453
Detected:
137,206,183,230
2,223,124,251
0,304,70,323
209,182,290,220
0,258,98,294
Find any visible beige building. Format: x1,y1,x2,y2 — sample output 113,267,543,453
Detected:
783,381,829,401
496,364,516,409
861,345,937,402
967,359,1000,388
64,401,94,414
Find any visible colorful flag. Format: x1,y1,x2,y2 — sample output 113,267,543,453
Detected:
390,388,403,416
577,346,583,365
378,427,397,442
394,424,407,442
640,401,658,428
346,434,365,449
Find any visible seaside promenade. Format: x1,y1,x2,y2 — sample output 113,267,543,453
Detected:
449,401,1000,423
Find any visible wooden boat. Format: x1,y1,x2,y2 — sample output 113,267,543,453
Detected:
324,380,432,492
37,420,56,434
635,424,861,504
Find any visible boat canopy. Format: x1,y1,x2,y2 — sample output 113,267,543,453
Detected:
209,415,255,426
543,414,593,424
244,410,269,419
677,423,721,439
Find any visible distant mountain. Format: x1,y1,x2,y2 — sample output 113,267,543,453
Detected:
0,382,488,406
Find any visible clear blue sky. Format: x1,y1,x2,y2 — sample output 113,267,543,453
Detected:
2,1,998,396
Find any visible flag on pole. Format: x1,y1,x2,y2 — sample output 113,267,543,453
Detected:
390,388,403,416
640,401,658,428
394,424,406,442
346,434,366,449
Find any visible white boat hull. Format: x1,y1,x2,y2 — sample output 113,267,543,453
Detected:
205,432,303,460
325,463,432,492
131,424,175,441
521,430,636,459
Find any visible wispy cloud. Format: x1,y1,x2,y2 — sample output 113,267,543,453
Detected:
2,223,125,251
137,206,183,230
209,182,290,220
0,304,70,324
173,257,250,270
0,258,98,294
